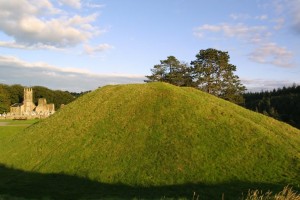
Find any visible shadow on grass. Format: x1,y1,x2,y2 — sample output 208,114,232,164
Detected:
0,164,298,200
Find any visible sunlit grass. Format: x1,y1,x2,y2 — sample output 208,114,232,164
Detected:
0,82,299,199
0,119,38,139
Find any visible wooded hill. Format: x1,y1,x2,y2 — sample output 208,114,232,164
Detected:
244,84,300,129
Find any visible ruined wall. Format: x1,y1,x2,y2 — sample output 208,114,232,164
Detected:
36,98,55,114
3,88,55,119
23,88,36,114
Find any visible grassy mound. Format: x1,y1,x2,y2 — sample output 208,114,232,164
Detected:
0,83,299,189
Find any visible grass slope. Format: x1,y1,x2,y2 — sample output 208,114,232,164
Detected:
0,83,299,196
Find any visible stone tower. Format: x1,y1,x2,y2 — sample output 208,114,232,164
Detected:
23,88,36,114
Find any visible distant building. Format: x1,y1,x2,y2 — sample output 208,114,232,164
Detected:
1,88,55,119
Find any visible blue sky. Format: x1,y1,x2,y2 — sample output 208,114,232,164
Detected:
0,0,299,92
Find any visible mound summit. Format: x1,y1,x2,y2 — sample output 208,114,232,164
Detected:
0,82,299,187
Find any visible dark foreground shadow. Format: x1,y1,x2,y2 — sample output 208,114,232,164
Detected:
0,164,298,200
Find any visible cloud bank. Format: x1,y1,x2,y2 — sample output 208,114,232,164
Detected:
0,55,295,93
194,23,269,43
0,0,109,52
248,43,294,68
242,78,298,92
0,55,145,92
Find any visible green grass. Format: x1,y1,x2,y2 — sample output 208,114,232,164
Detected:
0,119,38,139
0,82,299,199
0,119,39,125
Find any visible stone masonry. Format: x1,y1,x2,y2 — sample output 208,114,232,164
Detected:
0,88,55,119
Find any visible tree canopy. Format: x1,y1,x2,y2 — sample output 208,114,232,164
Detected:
145,56,193,87
146,48,246,104
191,48,246,104
0,85,10,113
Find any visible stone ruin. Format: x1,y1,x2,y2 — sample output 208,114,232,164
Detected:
0,88,55,119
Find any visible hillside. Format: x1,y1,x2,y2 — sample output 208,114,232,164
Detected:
0,82,299,198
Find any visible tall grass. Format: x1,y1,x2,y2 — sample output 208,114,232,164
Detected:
244,186,300,200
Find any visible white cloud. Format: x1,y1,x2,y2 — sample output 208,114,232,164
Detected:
0,55,88,73
248,43,294,68
0,41,34,49
85,2,105,9
194,13,295,68
255,15,268,20
230,13,251,20
0,55,145,92
0,41,65,51
84,43,114,55
58,0,81,9
0,0,60,19
195,24,222,32
0,0,101,48
194,23,269,43
230,13,268,21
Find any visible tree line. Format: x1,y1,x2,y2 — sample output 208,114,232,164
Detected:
244,84,300,129
0,84,84,113
146,48,246,104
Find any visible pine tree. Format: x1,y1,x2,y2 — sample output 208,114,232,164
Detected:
146,56,193,87
191,48,246,104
